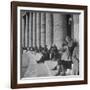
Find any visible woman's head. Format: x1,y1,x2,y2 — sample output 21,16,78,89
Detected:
65,36,71,42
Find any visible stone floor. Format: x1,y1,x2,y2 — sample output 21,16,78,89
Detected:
23,60,58,78
21,51,73,78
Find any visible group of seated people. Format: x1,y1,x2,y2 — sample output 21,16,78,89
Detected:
22,44,59,63
22,36,79,76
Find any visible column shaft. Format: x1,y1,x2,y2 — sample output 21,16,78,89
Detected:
27,13,29,48
32,12,36,47
39,13,41,46
73,15,79,42
46,13,53,49
23,15,26,48
35,12,37,47
25,14,28,47
36,13,40,48
41,12,46,47
53,13,67,49
21,16,25,48
29,12,31,47
31,12,33,47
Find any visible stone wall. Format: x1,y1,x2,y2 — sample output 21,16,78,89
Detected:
72,14,79,42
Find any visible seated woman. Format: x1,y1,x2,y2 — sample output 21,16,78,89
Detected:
37,49,45,63
49,44,59,61
43,45,49,60
49,46,54,60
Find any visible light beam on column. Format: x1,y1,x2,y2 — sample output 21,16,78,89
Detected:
46,13,53,49
35,12,37,47
29,12,31,47
44,13,46,46
25,13,28,48
53,13,67,49
41,12,46,47
21,15,25,48
36,13,40,48
33,12,35,47
73,15,79,42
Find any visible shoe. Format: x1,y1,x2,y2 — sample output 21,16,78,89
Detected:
52,66,57,70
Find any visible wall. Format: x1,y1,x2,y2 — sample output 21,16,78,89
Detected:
53,13,67,48
73,15,79,42
0,0,90,90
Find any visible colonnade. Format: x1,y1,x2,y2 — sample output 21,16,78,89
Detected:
21,11,67,49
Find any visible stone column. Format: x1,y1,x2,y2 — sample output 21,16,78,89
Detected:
31,12,33,47
46,13,53,49
53,13,67,49
39,13,41,47
44,13,46,46
36,12,39,48
51,13,54,45
29,12,31,47
36,12,42,48
72,15,79,42
31,12,37,48
27,12,29,48
35,12,37,47
21,15,25,48
41,12,46,47
25,13,28,47
32,12,35,47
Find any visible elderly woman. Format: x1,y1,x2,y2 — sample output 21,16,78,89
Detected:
55,36,74,76
65,36,76,57
60,42,72,75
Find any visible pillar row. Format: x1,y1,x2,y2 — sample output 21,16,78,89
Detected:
21,12,67,49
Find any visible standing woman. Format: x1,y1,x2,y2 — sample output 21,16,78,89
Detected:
65,36,75,69
61,36,74,75
72,44,79,75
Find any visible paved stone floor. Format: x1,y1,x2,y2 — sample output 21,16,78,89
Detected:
21,51,73,78
23,60,58,78
21,51,59,78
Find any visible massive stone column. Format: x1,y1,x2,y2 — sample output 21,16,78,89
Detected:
35,12,37,47
39,13,41,47
51,14,54,45
29,12,31,47
32,12,36,47
44,13,46,46
27,12,29,48
36,12,40,48
25,13,28,47
23,12,30,48
41,12,46,47
31,12,33,48
21,15,25,48
72,14,79,42
46,13,53,49
53,13,67,49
